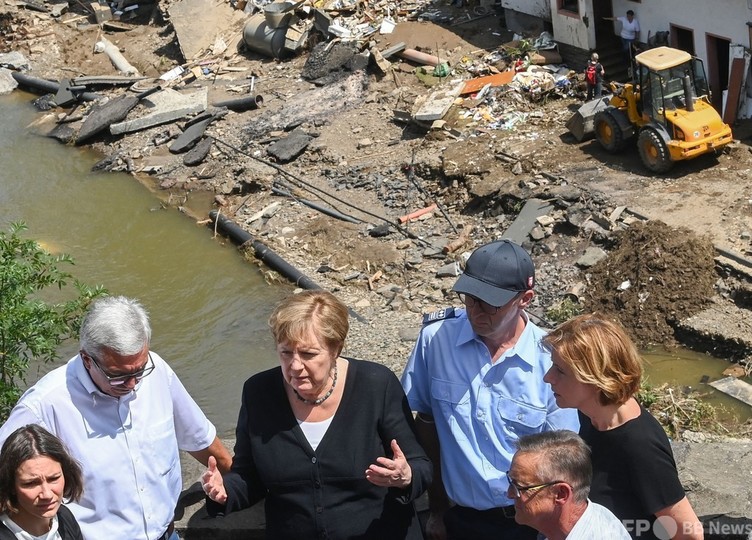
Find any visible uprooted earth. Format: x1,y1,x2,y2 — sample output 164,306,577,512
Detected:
3,0,752,433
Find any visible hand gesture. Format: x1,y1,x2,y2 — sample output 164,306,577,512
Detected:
201,455,228,504
365,439,413,489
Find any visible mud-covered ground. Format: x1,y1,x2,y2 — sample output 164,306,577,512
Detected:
4,0,752,374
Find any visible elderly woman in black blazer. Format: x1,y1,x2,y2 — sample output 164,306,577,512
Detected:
0,425,84,540
202,290,432,539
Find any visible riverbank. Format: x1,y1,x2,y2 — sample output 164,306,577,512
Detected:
3,0,752,438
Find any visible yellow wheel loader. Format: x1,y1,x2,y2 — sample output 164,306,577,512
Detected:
569,46,733,173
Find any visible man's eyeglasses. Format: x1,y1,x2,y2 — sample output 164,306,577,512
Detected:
82,351,155,386
506,472,563,499
457,293,502,315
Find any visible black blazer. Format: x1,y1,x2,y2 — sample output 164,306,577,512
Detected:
0,505,83,540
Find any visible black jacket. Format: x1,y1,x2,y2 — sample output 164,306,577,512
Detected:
0,505,83,540
208,358,432,539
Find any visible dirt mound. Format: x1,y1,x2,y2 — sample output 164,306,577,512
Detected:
584,221,717,348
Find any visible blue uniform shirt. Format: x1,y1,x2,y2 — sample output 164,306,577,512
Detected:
401,308,579,509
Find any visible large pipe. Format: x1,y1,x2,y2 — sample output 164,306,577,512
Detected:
210,210,322,290
213,95,264,111
11,72,103,101
399,48,440,67
271,184,361,224
209,211,367,322
242,13,287,59
94,37,140,77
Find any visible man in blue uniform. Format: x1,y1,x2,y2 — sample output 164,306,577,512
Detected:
401,239,579,540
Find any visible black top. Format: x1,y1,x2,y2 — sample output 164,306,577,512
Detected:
0,505,83,540
208,358,432,540
579,406,686,540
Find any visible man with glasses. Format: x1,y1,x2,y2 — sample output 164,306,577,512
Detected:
0,295,232,540
401,239,578,540
508,430,629,539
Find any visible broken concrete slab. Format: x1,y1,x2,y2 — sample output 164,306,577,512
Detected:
0,68,18,94
502,198,553,245
170,117,213,153
0,51,31,71
675,299,752,360
266,128,312,162
183,137,213,166
77,86,162,143
169,0,247,61
414,81,464,122
576,246,608,268
110,87,208,135
47,123,77,143
708,376,752,407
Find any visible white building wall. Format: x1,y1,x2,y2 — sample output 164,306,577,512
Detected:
502,0,551,19
609,0,751,62
549,0,592,49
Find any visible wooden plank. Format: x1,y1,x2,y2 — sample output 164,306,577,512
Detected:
709,376,752,407
723,57,745,125
460,71,515,95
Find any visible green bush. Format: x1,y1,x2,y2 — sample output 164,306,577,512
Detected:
0,222,106,422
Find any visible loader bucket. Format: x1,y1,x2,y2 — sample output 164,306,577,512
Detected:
566,97,611,142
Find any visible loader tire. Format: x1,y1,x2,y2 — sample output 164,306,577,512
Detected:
594,110,626,153
638,128,673,173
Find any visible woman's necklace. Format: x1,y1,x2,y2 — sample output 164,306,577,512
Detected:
293,365,338,405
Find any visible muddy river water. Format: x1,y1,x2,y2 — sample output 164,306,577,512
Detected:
0,92,289,436
1,91,749,432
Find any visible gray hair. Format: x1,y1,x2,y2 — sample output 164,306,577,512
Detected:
591,52,599,61
79,296,151,357
516,430,591,503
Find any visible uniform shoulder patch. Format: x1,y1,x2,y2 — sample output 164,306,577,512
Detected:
422,307,458,325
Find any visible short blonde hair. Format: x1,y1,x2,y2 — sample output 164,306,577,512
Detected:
543,314,642,405
268,290,349,355
591,52,599,61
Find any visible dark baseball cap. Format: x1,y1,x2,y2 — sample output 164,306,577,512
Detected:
452,239,535,307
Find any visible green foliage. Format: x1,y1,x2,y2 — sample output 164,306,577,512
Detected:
0,222,106,421
638,379,731,438
636,377,659,409
545,297,583,324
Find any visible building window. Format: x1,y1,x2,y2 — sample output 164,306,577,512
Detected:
559,0,578,13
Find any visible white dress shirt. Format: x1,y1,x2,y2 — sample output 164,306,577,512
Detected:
0,353,217,540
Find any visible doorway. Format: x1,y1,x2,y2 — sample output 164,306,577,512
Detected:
594,1,616,46
670,25,695,55
706,34,731,112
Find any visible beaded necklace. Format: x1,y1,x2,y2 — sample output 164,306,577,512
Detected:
293,364,338,405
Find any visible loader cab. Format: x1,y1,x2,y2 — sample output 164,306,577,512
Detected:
635,46,710,125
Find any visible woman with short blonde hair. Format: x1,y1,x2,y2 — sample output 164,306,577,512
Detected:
543,313,703,540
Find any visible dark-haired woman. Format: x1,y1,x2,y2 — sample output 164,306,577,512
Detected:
0,424,84,540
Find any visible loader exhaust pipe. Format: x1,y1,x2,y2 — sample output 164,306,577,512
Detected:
683,74,695,112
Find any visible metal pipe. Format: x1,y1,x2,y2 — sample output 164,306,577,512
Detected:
213,95,264,111
11,72,103,101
